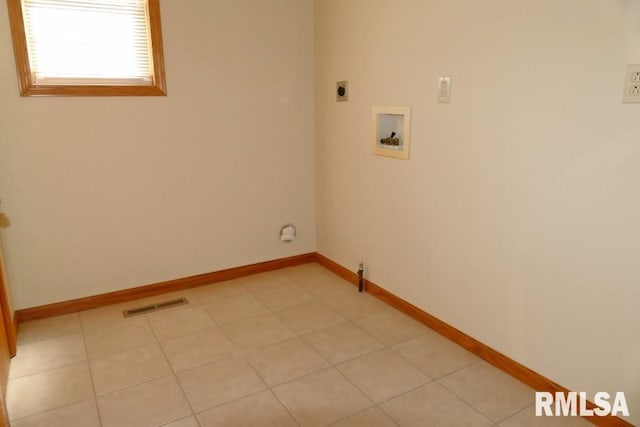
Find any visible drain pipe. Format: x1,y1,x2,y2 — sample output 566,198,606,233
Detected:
358,263,364,293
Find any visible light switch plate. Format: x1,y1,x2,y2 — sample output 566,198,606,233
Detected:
437,76,452,103
623,64,640,103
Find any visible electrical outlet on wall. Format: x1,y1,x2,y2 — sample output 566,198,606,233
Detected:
336,81,348,102
623,64,640,103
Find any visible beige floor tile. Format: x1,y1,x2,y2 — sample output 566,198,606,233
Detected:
222,313,296,348
331,407,398,427
90,343,171,395
337,349,431,404
8,265,563,427
438,361,534,422
190,279,249,304
323,291,391,321
247,338,329,386
10,333,86,379
7,363,94,420
356,310,428,346
252,283,315,311
240,270,295,292
160,328,236,372
98,375,192,427
303,322,384,364
197,390,297,427
301,283,352,303
282,263,331,284
295,272,353,299
276,300,347,335
382,382,492,426
498,405,593,426
79,301,142,331
313,269,351,284
176,358,266,412
160,416,200,427
204,293,270,325
147,306,218,341
273,368,373,426
17,313,82,345
392,329,480,378
84,317,156,359
10,399,100,427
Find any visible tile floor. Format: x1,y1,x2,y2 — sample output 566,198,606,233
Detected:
6,263,591,426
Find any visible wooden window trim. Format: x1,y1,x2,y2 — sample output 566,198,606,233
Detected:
6,0,167,97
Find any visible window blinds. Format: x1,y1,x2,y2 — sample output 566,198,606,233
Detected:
22,0,153,85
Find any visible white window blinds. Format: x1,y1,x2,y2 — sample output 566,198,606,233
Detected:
22,0,154,85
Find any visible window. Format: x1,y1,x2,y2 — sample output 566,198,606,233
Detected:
7,0,166,96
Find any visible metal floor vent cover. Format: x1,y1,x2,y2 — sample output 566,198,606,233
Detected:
122,297,188,318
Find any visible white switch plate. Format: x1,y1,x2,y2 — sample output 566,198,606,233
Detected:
437,76,452,103
623,64,640,103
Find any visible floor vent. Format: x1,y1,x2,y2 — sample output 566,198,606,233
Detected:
122,297,188,318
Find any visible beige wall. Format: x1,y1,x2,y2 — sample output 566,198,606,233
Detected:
0,0,316,309
315,0,639,423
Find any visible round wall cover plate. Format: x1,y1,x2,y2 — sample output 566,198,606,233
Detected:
280,225,296,242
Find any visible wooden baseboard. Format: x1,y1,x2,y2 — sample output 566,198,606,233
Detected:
0,392,9,427
315,253,633,427
15,253,316,323
9,316,17,358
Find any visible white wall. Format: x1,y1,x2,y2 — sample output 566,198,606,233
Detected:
315,0,639,423
0,0,316,309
